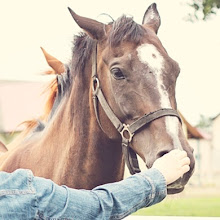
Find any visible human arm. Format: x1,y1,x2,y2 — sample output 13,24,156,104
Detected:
35,168,166,220
0,149,190,220
0,168,165,219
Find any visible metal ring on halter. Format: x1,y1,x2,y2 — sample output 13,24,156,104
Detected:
92,77,100,95
120,124,134,143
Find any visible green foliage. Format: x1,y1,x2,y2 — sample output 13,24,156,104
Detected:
133,196,220,217
188,0,220,21
196,114,212,128
0,132,20,145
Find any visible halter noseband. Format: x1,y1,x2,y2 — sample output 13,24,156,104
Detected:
91,43,182,175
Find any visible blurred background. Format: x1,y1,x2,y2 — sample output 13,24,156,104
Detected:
0,0,220,217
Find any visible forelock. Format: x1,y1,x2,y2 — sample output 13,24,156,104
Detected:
107,15,145,47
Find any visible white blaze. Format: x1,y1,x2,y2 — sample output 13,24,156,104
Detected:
137,44,182,149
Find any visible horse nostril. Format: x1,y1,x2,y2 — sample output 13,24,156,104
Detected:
157,150,169,158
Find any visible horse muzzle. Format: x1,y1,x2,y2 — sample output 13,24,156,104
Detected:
167,166,195,194
167,177,185,194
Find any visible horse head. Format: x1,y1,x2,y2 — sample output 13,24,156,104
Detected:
68,3,195,194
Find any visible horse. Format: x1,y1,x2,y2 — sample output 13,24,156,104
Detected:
0,3,195,194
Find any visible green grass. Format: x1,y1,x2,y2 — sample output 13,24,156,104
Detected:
133,196,220,217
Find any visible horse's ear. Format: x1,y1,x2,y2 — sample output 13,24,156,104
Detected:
68,7,105,40
142,3,161,34
40,47,65,74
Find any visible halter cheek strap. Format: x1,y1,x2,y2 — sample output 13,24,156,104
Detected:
91,42,182,175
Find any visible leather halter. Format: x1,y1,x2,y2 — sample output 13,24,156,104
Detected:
91,43,182,175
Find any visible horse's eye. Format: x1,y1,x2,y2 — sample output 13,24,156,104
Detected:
111,68,125,80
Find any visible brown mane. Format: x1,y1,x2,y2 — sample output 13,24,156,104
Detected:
71,33,94,74
42,76,58,121
20,70,58,135
108,15,145,46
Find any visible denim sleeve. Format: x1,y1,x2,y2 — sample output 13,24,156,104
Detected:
0,168,166,220
0,169,37,219
34,168,167,219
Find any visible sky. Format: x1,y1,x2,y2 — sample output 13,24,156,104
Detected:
0,0,220,125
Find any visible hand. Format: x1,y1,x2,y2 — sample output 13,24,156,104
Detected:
152,149,190,185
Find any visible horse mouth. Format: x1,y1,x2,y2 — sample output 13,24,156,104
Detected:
167,186,184,194
167,177,185,194
167,186,184,195
167,166,195,194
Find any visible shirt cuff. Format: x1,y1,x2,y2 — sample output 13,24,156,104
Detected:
139,168,167,206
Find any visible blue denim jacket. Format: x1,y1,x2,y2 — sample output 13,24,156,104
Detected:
0,168,166,219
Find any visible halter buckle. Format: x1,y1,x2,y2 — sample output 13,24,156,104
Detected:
120,124,134,143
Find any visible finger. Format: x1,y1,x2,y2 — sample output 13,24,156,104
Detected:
178,150,187,159
181,164,190,174
181,157,190,166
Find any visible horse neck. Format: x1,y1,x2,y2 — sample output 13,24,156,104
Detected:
43,63,125,189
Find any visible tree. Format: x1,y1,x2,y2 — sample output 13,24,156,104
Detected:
196,114,212,129
188,0,220,21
